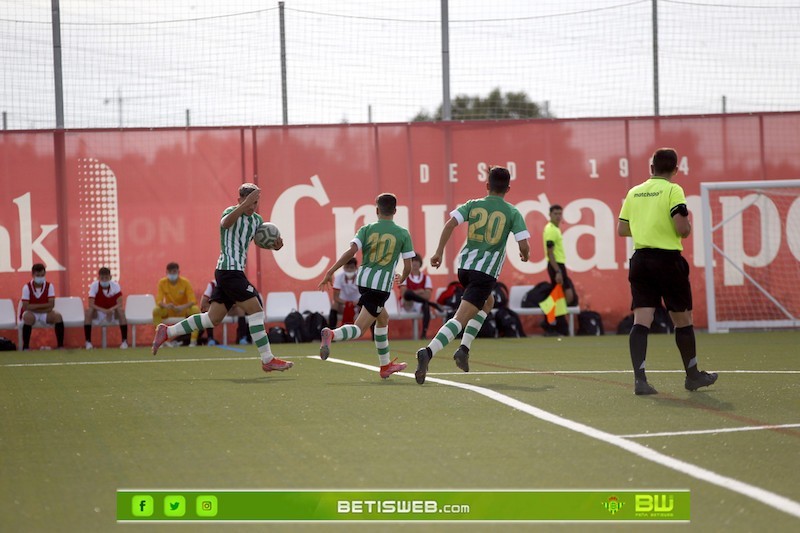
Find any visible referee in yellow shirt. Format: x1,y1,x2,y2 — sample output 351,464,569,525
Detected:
152,262,201,346
618,148,718,395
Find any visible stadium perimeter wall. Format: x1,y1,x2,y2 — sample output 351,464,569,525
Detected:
1,113,799,346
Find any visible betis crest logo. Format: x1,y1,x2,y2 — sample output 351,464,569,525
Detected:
603,496,624,515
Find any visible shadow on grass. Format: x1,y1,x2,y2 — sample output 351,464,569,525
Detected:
477,382,556,394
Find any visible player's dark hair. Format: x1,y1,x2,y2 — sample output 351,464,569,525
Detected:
412,253,423,264
549,204,563,214
652,148,678,175
376,193,397,215
31,263,45,274
98,267,111,277
166,262,179,271
239,183,259,199
346,257,357,267
488,166,511,193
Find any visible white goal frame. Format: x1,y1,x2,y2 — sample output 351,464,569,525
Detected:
701,179,800,333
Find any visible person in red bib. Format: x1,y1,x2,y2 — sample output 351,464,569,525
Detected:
19,263,64,350
400,254,443,339
84,267,128,350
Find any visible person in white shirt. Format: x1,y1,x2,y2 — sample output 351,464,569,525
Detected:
328,258,361,328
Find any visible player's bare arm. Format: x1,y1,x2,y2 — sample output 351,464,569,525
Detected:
221,189,260,229
518,239,530,262
395,258,412,286
430,218,459,268
673,212,691,238
617,219,632,237
319,243,358,290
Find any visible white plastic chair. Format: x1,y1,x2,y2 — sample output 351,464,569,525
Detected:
125,294,156,347
0,299,16,330
298,291,331,315
264,292,298,323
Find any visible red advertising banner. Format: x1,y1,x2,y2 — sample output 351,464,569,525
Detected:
2,113,799,347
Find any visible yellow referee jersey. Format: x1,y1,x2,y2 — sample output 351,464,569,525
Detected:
619,176,687,251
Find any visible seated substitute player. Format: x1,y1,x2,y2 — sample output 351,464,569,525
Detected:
618,147,717,395
198,279,249,346
328,257,360,328
317,193,414,379
399,253,443,339
415,166,530,384
19,263,65,350
152,184,293,373
84,267,128,349
152,262,201,347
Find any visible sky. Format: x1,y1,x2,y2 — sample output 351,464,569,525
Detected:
1,0,799,129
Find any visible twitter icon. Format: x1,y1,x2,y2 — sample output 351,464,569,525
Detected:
164,495,186,517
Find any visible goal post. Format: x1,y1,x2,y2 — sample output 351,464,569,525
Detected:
701,180,800,333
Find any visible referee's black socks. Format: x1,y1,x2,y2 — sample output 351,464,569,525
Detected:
629,324,649,381
675,325,700,378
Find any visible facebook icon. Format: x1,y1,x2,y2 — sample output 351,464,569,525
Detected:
131,495,154,517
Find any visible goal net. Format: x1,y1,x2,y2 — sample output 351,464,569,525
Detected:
701,180,800,333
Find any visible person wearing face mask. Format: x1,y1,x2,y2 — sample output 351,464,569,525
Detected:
399,254,443,339
152,262,200,347
328,257,361,328
19,263,64,350
84,267,128,350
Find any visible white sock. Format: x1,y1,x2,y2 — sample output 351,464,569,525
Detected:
428,319,463,356
247,312,273,363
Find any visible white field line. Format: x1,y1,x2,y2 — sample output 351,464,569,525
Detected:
620,423,800,439
1,358,797,374
318,356,800,520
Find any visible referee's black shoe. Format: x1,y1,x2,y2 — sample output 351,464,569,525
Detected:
634,379,658,395
685,371,718,391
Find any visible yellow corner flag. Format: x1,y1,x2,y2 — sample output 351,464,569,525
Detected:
538,284,568,325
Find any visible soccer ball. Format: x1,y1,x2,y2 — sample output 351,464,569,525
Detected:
254,222,281,249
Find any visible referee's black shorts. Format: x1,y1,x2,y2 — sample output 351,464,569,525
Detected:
628,249,692,312
211,269,261,310
457,268,497,309
547,262,574,292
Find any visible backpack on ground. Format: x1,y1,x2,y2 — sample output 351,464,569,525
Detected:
304,311,327,341
651,306,675,334
577,310,604,336
616,314,634,335
0,336,16,351
495,307,526,337
267,326,288,344
437,281,464,308
492,282,510,309
521,281,552,308
284,310,309,343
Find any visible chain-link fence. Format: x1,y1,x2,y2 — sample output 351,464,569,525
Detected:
2,0,799,129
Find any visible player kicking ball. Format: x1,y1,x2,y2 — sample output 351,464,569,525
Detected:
317,193,414,379
152,184,293,373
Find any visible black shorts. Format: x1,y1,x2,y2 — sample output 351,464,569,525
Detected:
211,270,261,311
547,262,574,291
457,269,497,308
358,287,391,317
628,249,692,312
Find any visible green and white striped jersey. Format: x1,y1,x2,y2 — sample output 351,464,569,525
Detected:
216,206,263,271
452,195,530,279
352,219,415,293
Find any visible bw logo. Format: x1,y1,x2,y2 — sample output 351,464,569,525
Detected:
636,494,674,512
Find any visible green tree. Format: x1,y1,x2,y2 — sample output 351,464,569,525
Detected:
412,88,551,122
